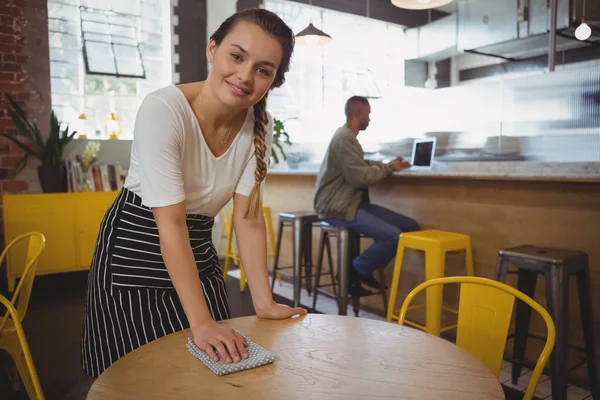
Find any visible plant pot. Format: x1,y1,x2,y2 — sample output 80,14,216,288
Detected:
37,165,68,193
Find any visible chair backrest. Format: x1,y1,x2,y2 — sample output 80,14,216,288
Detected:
398,276,555,400
0,294,45,399
0,232,46,332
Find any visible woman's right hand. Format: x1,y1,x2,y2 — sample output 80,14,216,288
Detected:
192,320,249,364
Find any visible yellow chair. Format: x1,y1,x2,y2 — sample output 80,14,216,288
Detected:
398,276,555,400
222,206,280,292
0,232,46,400
387,230,474,336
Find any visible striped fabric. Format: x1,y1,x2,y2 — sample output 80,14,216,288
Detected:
81,188,229,378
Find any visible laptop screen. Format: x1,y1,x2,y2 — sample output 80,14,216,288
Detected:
411,139,436,167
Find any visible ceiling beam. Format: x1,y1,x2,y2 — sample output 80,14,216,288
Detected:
285,0,448,27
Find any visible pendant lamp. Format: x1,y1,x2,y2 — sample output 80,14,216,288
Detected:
391,0,453,10
295,0,332,46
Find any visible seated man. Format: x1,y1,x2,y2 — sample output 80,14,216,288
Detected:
313,96,419,293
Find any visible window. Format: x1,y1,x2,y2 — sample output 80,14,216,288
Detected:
48,0,171,139
80,6,145,78
263,1,406,149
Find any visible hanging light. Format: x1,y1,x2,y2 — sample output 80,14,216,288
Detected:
575,20,592,40
391,0,453,10
295,0,332,46
575,0,592,41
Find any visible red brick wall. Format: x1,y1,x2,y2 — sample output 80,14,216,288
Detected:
0,0,51,246
0,0,51,195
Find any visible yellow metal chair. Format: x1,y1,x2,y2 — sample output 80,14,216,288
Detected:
399,276,555,400
387,230,475,336
0,232,46,399
222,206,280,292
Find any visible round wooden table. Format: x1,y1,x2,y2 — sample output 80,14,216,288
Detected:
87,314,504,399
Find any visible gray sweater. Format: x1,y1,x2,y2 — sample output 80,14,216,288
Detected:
313,124,394,220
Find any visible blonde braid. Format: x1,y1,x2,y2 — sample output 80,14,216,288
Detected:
245,95,269,219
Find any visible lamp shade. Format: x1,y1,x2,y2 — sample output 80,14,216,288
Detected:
295,22,332,46
391,0,453,10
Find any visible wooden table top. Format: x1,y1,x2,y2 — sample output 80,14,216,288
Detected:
87,314,504,400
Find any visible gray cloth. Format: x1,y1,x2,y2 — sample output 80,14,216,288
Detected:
186,332,277,376
314,124,394,220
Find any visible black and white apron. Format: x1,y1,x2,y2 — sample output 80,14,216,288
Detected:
81,188,229,378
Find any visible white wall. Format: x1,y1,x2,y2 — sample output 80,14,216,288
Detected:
206,0,238,73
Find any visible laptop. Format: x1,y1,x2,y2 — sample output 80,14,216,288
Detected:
410,138,436,169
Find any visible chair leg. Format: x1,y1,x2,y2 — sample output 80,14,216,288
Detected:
271,221,285,291
511,269,538,384
546,265,569,400
576,267,599,398
312,231,327,312
5,343,35,400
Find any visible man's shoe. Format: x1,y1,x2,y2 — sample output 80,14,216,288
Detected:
348,282,373,297
356,271,383,290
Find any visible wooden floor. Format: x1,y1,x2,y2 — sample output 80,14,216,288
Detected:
0,266,593,400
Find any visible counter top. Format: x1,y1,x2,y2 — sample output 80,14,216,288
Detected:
268,162,600,182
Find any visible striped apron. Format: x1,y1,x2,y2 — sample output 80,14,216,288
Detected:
81,188,230,378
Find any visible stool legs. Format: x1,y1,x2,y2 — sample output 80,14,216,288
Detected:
271,221,285,290
312,230,327,312
386,243,405,322
302,225,313,295
424,248,445,336
337,227,350,316
546,265,570,400
465,239,475,276
292,218,303,307
576,267,599,398
511,269,538,384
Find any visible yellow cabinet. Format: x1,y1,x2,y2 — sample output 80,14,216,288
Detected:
3,191,118,291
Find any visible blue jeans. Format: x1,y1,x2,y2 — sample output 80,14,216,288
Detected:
325,203,420,276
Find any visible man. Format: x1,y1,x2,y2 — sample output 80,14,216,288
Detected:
313,96,419,294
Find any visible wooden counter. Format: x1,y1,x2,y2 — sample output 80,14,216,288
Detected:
262,172,600,389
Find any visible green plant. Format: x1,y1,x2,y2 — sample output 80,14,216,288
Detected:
76,140,101,172
271,117,291,164
2,94,77,174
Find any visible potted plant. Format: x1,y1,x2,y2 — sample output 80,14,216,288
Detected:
2,94,77,193
270,117,291,165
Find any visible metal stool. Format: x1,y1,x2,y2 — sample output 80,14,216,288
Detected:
496,245,598,400
270,212,320,307
312,222,387,316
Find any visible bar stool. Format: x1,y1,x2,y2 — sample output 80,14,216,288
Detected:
386,230,475,336
222,206,279,292
312,222,387,316
270,212,321,307
496,245,599,400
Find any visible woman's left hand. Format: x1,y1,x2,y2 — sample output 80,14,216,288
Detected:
256,301,307,320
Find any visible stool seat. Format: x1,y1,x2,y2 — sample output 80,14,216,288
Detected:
499,245,587,268
279,212,320,223
400,230,471,249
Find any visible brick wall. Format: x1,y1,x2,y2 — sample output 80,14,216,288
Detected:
0,0,51,245
0,0,51,195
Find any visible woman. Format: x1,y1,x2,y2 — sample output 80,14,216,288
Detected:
81,8,306,378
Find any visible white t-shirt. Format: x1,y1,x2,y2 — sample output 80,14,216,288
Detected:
124,85,273,217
